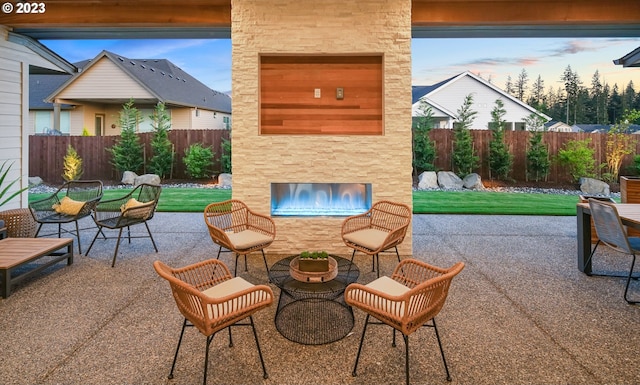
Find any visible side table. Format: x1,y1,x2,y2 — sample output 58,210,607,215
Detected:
269,255,359,345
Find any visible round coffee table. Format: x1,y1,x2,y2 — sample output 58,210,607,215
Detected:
269,255,360,345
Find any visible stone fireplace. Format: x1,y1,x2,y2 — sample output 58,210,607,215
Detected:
231,0,413,255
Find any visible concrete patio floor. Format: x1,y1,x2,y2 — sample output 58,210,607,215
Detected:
1,213,639,385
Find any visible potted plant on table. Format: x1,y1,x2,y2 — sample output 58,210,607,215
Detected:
299,250,329,272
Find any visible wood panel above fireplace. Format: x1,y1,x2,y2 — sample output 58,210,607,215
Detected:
259,54,383,135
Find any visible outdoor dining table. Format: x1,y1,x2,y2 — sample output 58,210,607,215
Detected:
576,202,640,274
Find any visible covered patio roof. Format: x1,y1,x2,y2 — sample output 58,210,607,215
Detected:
2,0,639,40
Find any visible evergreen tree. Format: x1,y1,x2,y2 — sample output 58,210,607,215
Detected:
148,102,174,179
561,65,581,125
488,99,513,180
515,69,529,101
504,75,515,97
108,99,144,176
523,113,550,182
452,94,479,178
528,75,545,110
609,84,623,124
412,99,437,176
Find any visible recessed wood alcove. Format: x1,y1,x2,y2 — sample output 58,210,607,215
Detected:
259,55,383,135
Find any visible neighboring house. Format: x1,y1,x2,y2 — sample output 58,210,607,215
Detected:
412,71,551,130
574,124,640,133
0,28,75,209
614,46,640,68
31,50,232,136
544,121,574,132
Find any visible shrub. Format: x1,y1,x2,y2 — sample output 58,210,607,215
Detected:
221,136,231,173
526,131,550,182
556,138,596,182
183,143,214,179
62,144,83,181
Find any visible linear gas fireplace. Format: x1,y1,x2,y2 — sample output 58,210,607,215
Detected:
271,183,372,217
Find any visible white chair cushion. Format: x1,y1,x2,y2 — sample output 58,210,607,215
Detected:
202,276,256,319
356,276,410,316
202,276,254,298
227,230,272,250
343,228,389,250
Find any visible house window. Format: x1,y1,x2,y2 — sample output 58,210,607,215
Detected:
223,116,231,130
35,111,70,135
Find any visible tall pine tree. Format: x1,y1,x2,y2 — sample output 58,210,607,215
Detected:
488,99,513,180
149,102,174,179
108,99,143,176
452,94,479,178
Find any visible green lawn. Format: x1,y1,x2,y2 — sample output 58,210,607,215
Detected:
29,187,597,215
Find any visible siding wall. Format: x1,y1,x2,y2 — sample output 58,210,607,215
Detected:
232,0,413,255
0,27,66,209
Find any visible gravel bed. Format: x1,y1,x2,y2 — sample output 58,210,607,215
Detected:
29,182,619,199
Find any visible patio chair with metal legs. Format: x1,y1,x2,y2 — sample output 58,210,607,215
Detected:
85,183,161,267
345,258,465,385
586,198,639,304
153,259,274,385
29,180,103,254
341,200,411,278
204,200,275,277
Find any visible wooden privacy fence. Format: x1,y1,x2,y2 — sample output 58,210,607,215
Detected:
29,129,230,184
29,128,639,184
429,129,640,184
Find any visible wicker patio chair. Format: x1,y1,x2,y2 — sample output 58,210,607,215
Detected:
85,183,161,267
345,259,464,385
153,259,274,385
586,198,640,304
0,208,37,238
204,200,275,277
28,180,103,253
341,200,411,278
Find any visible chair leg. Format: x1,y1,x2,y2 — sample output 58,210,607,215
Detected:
75,220,82,254
216,245,223,259
203,333,215,385
352,314,370,377
111,228,124,267
349,249,357,265
58,223,62,238
432,318,452,381
168,318,188,380
394,246,401,264
624,254,639,304
403,334,410,385
144,221,158,252
249,315,269,380
127,225,131,243
244,254,248,272
261,249,270,275
234,254,240,277
228,326,233,347
85,226,103,256
35,223,43,237
584,241,600,276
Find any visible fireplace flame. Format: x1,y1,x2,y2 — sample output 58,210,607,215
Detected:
271,183,371,216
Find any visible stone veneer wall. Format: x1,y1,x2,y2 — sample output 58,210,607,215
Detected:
231,0,413,256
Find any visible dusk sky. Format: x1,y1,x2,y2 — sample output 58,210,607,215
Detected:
42,37,639,96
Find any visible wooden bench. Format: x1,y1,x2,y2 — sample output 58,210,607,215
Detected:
0,238,73,298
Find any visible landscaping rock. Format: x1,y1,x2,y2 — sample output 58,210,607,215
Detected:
580,177,610,196
463,173,484,190
121,171,137,185
218,173,232,188
417,171,438,189
437,171,464,189
28,176,43,186
134,174,161,186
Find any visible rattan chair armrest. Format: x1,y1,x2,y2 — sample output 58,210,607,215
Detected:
205,223,234,250
247,212,276,235
171,259,233,288
341,214,373,235
391,258,450,287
